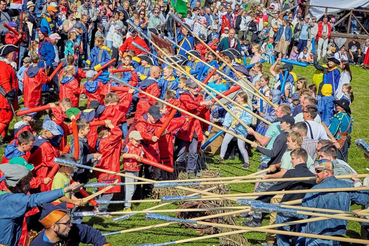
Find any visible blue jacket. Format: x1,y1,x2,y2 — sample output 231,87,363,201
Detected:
275,25,292,42
223,104,252,137
325,68,341,95
301,176,369,243
3,144,25,160
318,96,335,126
329,111,353,139
38,41,55,68
158,76,178,99
30,223,108,246
0,189,64,246
88,47,111,68
177,35,194,56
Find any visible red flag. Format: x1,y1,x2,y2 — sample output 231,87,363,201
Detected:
151,33,175,59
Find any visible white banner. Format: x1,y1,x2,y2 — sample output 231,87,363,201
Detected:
310,0,369,19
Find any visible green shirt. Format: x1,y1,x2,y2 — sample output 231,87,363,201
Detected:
280,150,314,170
51,172,70,202
262,122,282,162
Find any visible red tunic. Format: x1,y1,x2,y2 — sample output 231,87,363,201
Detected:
99,105,128,126
135,114,162,162
28,136,60,191
177,92,205,142
119,36,149,55
135,79,160,120
59,76,81,107
123,142,144,172
80,80,107,107
0,60,18,124
23,67,49,108
95,126,122,193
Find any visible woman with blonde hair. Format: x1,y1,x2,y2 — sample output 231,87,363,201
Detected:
59,65,81,107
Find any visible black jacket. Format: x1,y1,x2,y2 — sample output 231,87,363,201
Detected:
257,163,317,203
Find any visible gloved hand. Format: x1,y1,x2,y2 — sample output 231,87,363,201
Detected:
5,89,16,105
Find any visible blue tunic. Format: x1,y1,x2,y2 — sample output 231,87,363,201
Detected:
88,47,111,68
177,35,194,56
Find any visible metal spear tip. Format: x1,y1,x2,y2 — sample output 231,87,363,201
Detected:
112,213,137,222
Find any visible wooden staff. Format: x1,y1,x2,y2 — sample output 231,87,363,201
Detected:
143,41,267,135
82,180,118,203
168,12,276,108
110,75,253,145
165,36,267,100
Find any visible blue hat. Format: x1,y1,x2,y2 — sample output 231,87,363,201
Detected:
42,119,61,136
38,26,49,36
19,107,37,117
291,92,300,101
39,202,68,228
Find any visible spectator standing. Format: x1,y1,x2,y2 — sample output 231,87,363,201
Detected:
317,16,332,60
275,19,292,59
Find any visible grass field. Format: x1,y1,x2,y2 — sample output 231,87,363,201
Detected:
2,64,369,246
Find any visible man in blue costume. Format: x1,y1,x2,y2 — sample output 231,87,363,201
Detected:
30,202,109,245
176,24,194,56
314,56,341,96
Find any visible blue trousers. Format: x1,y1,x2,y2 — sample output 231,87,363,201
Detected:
175,137,198,173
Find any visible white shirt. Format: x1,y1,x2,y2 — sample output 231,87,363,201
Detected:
294,113,322,124
335,71,351,99
304,120,329,140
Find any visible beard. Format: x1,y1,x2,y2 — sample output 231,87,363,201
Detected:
316,176,323,184
56,230,70,240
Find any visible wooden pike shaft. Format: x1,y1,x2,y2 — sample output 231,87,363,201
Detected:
174,18,276,108
107,207,249,215
111,76,252,145
172,219,369,245
146,43,253,144
126,173,368,186
82,180,118,203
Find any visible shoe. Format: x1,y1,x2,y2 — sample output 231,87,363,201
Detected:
124,207,132,212
242,163,250,169
196,171,202,177
218,157,225,163
242,219,262,227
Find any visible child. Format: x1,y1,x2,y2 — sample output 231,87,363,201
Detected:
262,38,274,64
59,65,81,107
200,52,219,81
220,92,253,169
16,57,31,97
86,36,111,71
136,54,154,81
290,92,300,114
99,92,128,127
23,54,50,108
95,24,104,38
262,132,314,179
64,30,77,57
13,108,37,141
249,43,263,65
298,47,309,63
187,50,204,78
289,46,299,61
122,131,145,211
295,77,308,93
207,72,227,97
253,75,270,114
4,21,21,45
158,66,178,99
220,50,236,87
317,84,335,126
176,75,187,98
117,55,137,83
341,84,354,104
95,120,123,212
2,131,35,163
28,40,39,57
128,49,140,69
80,70,107,107
70,118,101,183
51,154,84,206
28,118,62,191
250,62,264,85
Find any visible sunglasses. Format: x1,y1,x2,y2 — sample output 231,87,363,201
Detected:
154,12,159,14
315,169,325,173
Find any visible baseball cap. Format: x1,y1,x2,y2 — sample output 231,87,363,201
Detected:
9,157,34,171
148,106,162,119
0,164,30,187
277,115,295,126
313,159,334,172
186,79,198,89
42,120,62,136
49,33,61,40
291,92,300,101
129,130,143,140
47,5,58,12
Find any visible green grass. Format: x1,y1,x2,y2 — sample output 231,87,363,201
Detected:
3,64,369,245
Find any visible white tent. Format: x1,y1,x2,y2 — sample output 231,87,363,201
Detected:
310,0,369,19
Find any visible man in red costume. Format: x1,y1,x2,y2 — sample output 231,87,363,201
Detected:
119,28,149,56
176,79,212,178
0,44,19,140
